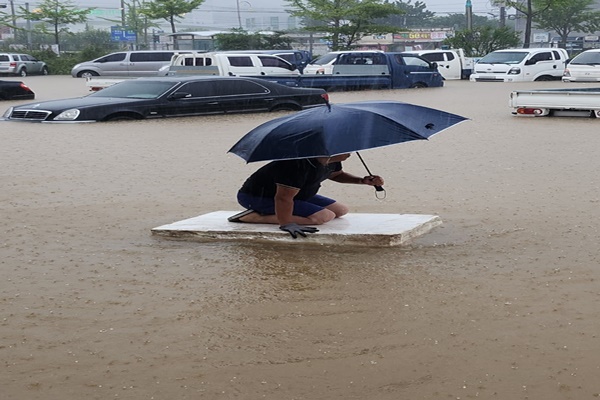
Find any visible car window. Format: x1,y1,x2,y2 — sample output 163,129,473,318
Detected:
552,50,564,60
214,80,269,96
90,80,175,98
227,56,253,67
96,53,127,63
478,51,528,64
11,54,21,61
0,55,9,61
258,56,294,70
310,53,340,65
176,81,217,97
445,52,455,61
530,52,552,62
571,51,600,64
421,53,444,62
402,55,430,67
130,52,174,62
275,53,295,64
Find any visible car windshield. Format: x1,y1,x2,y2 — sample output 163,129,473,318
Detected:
89,80,176,99
309,53,340,65
570,51,600,65
478,52,528,64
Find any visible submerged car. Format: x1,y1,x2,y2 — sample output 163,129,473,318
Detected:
563,49,600,82
1,76,329,123
0,80,35,100
0,53,49,77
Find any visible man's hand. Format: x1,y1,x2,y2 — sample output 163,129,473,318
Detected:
279,223,319,239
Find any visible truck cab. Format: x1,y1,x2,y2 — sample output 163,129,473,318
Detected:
470,48,568,82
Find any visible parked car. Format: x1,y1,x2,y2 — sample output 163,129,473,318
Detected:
0,53,49,77
303,50,385,74
161,52,300,77
71,50,192,78
470,48,569,82
0,80,35,100
1,76,329,123
221,50,312,72
563,49,600,82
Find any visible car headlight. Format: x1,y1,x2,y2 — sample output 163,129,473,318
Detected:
54,109,80,121
2,107,13,118
508,67,521,75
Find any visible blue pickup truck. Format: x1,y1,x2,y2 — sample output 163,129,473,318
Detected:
257,51,444,91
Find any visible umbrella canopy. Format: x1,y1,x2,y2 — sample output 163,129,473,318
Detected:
229,101,468,163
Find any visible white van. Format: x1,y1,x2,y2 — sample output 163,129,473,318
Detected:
303,50,385,74
161,52,300,77
470,48,569,82
71,50,191,78
402,49,474,80
563,48,600,82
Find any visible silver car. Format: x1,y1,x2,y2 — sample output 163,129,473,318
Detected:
0,53,49,77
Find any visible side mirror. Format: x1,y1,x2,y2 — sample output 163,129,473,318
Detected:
430,62,438,69
525,59,536,65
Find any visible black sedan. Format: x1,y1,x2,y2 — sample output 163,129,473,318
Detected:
0,80,35,100
1,76,329,123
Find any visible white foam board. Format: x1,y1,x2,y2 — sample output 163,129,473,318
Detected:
152,211,441,246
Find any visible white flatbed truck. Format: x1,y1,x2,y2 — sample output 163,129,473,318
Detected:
510,87,600,118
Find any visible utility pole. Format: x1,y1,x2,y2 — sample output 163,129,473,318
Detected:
25,2,32,49
9,0,17,34
465,0,473,30
121,0,126,28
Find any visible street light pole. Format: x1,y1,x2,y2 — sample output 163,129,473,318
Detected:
25,2,32,49
236,0,242,29
121,0,126,28
465,0,473,30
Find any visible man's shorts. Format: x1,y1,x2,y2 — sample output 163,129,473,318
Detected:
237,193,336,217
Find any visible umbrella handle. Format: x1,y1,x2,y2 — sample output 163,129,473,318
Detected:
356,152,385,193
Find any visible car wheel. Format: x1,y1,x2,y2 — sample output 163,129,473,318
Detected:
19,69,27,77
410,82,427,88
534,75,553,82
42,66,49,75
78,70,99,78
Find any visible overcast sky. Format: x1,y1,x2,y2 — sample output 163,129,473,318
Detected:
70,0,501,16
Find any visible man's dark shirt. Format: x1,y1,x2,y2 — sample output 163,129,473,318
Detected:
240,158,342,200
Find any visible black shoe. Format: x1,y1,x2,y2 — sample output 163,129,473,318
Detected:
227,209,254,223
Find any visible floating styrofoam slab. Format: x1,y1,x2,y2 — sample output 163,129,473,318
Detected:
151,211,441,246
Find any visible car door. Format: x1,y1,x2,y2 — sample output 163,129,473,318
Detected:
158,80,223,117
257,55,299,76
212,79,272,112
525,51,556,79
23,54,42,74
96,52,129,76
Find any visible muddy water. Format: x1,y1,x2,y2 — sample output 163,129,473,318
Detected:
2,75,600,399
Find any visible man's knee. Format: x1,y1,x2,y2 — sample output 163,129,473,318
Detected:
307,209,336,225
328,202,349,218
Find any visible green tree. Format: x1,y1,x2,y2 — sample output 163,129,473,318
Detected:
139,0,204,49
504,0,555,48
443,25,520,57
287,0,403,50
18,0,92,52
215,29,293,50
533,0,600,48
428,13,496,30
377,0,434,29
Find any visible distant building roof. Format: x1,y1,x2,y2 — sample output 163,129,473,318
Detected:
167,31,227,37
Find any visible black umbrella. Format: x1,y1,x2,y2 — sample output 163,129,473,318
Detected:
229,101,468,192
